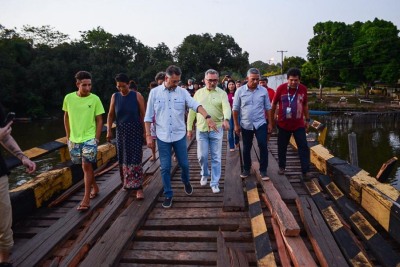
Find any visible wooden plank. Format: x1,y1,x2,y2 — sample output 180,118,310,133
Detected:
296,196,348,267
270,218,292,267
147,208,248,219
319,175,400,267
280,233,318,267
217,230,233,267
60,189,131,267
376,157,398,182
304,179,373,266
144,218,250,230
10,171,122,267
79,137,196,266
135,230,253,242
223,139,245,211
251,145,300,237
245,174,276,267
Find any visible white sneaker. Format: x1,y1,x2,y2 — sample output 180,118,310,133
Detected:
211,185,220,193
200,176,208,186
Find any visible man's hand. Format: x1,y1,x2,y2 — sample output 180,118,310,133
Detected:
187,130,193,140
222,120,230,130
234,125,241,136
146,135,153,149
0,121,12,141
207,118,219,132
21,156,36,174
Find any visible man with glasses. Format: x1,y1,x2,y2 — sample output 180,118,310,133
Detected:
233,68,273,179
144,65,217,208
187,69,231,193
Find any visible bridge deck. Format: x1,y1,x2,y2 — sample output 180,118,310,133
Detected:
10,134,400,266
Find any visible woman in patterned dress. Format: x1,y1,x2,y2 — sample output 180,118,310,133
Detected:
106,73,146,199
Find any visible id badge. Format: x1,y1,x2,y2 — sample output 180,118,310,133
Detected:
286,107,292,118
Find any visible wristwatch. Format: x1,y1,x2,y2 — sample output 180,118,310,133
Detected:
205,115,211,119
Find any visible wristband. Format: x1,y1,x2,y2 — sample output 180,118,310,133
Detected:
205,115,211,119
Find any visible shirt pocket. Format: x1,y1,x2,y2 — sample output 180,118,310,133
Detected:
173,98,185,110
154,99,165,113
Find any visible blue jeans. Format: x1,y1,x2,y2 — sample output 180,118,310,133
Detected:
196,127,223,187
277,126,310,173
241,123,268,172
228,117,240,149
157,136,190,198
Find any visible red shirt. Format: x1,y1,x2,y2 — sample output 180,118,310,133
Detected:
273,83,308,131
267,87,275,103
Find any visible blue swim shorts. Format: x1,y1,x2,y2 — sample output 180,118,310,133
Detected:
68,138,98,164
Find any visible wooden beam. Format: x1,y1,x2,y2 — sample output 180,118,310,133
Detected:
304,179,373,266
319,175,400,267
223,138,245,211
270,218,292,267
245,174,276,267
296,196,348,267
376,157,398,182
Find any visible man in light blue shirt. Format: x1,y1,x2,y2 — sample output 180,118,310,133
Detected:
144,65,217,208
233,68,273,179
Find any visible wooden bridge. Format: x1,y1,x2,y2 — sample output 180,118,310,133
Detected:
7,131,400,266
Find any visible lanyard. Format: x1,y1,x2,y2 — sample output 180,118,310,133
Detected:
287,85,299,107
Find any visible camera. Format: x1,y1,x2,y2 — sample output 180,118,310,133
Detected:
4,112,15,125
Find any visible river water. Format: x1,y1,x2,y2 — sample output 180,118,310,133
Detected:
3,113,400,190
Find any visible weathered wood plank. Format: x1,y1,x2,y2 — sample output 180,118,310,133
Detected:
147,208,248,219
245,174,276,267
223,139,245,211
135,230,253,242
296,196,348,267
60,189,131,267
270,218,292,267
280,233,318,267
304,179,373,266
319,175,400,267
79,137,196,266
10,171,121,267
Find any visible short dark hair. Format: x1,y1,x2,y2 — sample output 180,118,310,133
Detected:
155,71,166,82
165,65,182,77
287,68,301,78
75,71,92,81
115,73,130,83
149,81,158,89
260,77,268,82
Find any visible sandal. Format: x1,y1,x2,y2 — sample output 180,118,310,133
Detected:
136,190,144,200
89,191,99,199
77,203,90,211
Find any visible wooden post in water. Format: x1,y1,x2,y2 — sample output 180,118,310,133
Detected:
348,132,358,167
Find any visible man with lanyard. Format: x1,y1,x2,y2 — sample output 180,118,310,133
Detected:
144,65,218,208
233,68,273,179
271,68,311,179
0,104,36,266
187,69,231,193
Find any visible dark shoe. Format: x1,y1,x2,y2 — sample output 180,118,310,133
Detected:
0,262,13,267
184,183,193,195
240,170,250,178
162,197,173,208
278,168,285,175
77,203,90,211
260,171,267,177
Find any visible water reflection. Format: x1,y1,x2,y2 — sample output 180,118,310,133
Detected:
317,113,400,189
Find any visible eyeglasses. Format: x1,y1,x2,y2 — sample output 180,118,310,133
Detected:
206,79,218,83
250,78,260,81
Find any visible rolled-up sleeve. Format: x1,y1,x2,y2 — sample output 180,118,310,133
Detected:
264,93,271,111
232,89,241,112
144,90,155,122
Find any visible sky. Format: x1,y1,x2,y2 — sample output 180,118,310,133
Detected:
1,0,399,64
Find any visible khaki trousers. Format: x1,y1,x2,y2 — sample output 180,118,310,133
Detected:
0,175,13,250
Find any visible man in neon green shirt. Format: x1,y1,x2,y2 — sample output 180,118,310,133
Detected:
62,71,105,211
187,69,231,193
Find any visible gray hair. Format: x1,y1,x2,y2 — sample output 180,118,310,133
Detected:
204,69,219,78
165,65,182,77
246,68,260,76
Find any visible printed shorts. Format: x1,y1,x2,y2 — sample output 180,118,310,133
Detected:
68,138,98,164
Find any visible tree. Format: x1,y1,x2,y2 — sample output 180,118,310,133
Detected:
283,56,306,73
175,33,249,81
21,25,70,48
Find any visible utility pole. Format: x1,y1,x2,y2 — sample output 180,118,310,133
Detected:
277,50,287,74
